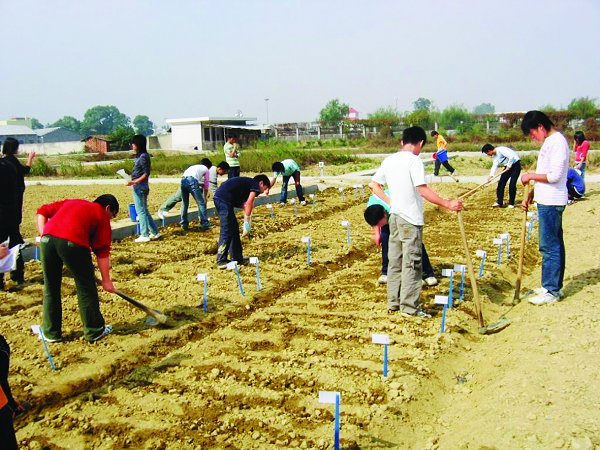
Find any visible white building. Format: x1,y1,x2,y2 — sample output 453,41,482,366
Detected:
165,116,266,151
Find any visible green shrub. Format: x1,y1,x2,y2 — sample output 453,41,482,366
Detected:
30,158,57,176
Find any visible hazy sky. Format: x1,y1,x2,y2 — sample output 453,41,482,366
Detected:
2,0,598,128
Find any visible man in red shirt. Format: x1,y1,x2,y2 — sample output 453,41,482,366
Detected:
36,195,119,343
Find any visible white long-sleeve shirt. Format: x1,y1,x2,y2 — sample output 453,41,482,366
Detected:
533,131,569,206
182,164,210,191
489,146,520,177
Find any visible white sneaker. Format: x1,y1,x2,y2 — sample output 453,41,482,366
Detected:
300,200,307,206
149,232,161,240
424,276,438,286
134,236,151,243
492,202,501,207
531,287,564,298
157,210,166,220
378,275,388,284
507,205,515,209
528,292,558,305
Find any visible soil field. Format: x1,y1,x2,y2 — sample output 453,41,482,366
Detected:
2,180,599,449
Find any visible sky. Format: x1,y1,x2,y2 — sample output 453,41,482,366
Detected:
1,0,599,129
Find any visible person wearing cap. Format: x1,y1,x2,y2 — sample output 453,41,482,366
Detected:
36,194,119,343
481,143,522,208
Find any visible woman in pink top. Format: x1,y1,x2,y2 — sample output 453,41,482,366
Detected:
573,131,589,179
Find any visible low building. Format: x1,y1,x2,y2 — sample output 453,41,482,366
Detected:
0,125,38,145
165,116,266,151
35,127,81,143
83,136,112,154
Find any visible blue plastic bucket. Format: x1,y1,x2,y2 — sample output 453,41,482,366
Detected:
128,203,138,222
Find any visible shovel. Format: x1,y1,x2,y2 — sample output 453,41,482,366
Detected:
457,211,511,335
96,278,168,326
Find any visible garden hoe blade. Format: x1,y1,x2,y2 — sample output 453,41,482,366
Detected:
478,317,510,335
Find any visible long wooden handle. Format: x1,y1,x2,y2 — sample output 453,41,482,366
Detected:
513,184,531,303
457,211,485,327
458,168,508,201
114,289,168,324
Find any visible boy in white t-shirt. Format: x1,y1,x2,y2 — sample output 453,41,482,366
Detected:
520,111,569,305
369,126,463,318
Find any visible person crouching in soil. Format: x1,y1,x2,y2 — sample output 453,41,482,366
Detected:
214,175,270,269
36,195,119,343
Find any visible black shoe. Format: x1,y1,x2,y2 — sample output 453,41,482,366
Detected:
237,257,250,266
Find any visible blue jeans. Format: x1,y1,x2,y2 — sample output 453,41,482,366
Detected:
180,177,209,228
133,185,159,237
537,204,565,296
279,171,305,203
214,198,243,264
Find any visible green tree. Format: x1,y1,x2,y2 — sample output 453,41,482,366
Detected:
539,104,558,112
108,126,135,151
133,115,155,136
30,118,44,129
567,97,597,119
319,98,349,125
367,106,400,121
412,97,432,112
406,109,432,129
51,116,81,134
473,103,495,115
439,104,472,130
81,105,130,136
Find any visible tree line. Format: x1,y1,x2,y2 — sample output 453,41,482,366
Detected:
318,96,599,135
29,105,155,151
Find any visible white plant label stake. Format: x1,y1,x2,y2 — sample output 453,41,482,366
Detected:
318,161,325,177
434,295,449,333
301,236,311,265
249,257,261,291
453,264,466,301
340,220,351,245
500,233,511,256
318,391,341,450
227,261,245,296
441,268,455,308
493,238,503,265
371,334,390,377
197,273,208,312
476,249,487,278
266,203,274,219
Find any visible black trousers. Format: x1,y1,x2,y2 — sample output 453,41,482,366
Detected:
496,161,522,206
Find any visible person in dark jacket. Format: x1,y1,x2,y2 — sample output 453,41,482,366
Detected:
0,334,27,449
1,138,35,286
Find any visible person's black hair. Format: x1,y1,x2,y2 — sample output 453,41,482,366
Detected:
272,162,284,172
94,194,119,215
574,131,586,144
131,134,147,154
403,126,427,145
253,174,270,187
521,110,554,135
481,143,495,154
430,130,439,137
364,204,386,226
217,161,230,171
200,158,213,169
2,137,19,156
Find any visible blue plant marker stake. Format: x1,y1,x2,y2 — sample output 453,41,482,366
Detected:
442,268,454,308
249,257,261,291
341,221,351,246
318,391,341,450
302,236,311,266
310,193,316,209
339,187,345,203
476,250,487,278
227,262,245,296
291,199,298,217
318,161,325,178
31,325,56,371
493,238,503,265
434,295,449,333
372,334,390,377
266,203,274,219
197,273,208,312
454,264,466,301
501,233,511,256
526,221,533,241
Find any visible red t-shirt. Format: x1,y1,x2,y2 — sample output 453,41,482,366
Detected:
37,199,112,258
